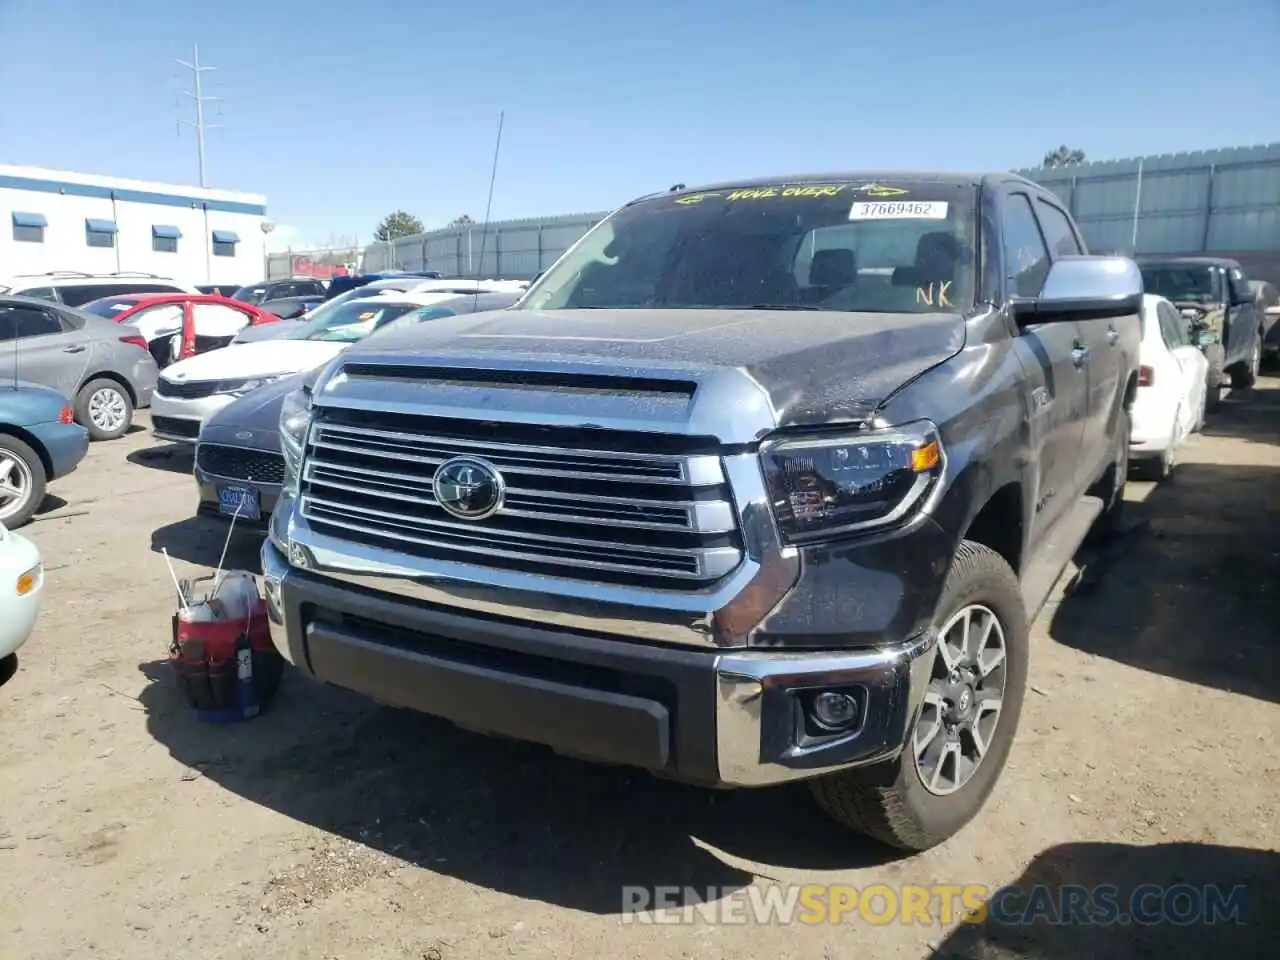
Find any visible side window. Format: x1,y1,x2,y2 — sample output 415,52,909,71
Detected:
56,284,138,306
1033,200,1084,257
1228,268,1252,304
192,302,253,335
302,281,325,296
1000,194,1051,298
0,305,64,340
15,286,57,302
129,304,186,336
1156,302,1185,348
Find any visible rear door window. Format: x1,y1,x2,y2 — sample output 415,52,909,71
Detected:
0,304,65,339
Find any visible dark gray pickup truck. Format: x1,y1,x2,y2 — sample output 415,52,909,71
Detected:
260,172,1142,851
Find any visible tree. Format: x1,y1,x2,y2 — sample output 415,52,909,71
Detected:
373,210,424,242
449,214,476,227
1042,146,1086,169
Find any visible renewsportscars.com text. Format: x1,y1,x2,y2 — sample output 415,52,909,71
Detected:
620,883,1249,927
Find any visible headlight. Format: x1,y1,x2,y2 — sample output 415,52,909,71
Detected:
279,387,313,492
760,420,945,544
220,376,284,397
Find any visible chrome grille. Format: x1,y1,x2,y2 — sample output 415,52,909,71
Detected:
298,411,743,586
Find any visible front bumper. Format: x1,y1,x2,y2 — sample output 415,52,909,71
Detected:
150,392,237,443
261,538,936,787
0,531,42,660
195,473,280,528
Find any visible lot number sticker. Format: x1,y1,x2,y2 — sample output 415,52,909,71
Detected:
849,201,949,220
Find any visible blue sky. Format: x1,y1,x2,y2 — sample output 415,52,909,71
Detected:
1,0,1276,251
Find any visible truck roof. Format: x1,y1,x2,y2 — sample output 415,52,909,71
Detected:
1135,255,1243,269
642,171,1041,207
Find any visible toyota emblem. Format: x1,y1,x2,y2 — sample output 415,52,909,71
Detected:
432,456,505,520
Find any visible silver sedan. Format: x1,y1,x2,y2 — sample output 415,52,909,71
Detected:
0,296,160,441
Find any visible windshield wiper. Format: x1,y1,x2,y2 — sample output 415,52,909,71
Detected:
741,303,822,311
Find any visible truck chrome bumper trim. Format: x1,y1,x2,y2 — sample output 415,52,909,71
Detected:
714,631,937,786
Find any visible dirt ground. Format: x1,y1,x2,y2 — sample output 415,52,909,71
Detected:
2,379,1278,960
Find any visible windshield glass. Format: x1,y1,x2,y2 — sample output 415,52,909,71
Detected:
81,296,141,318
517,181,977,314
286,300,421,342
1139,265,1220,304
232,285,268,304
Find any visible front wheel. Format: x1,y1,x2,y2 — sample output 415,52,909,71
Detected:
0,435,47,529
75,378,134,441
1230,332,1261,391
808,541,1029,851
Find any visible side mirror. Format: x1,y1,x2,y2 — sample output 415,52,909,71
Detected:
1012,255,1144,326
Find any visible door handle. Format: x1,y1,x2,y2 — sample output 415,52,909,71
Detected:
1071,345,1090,367
62,345,86,353
1107,327,1120,345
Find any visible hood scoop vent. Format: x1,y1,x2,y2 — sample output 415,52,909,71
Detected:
340,363,697,400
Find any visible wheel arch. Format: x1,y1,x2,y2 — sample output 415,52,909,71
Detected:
958,481,1025,578
0,425,53,478
78,371,137,406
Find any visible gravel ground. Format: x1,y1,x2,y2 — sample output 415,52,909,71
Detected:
1,380,1277,960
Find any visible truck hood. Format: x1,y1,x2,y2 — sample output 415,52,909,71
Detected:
342,308,965,426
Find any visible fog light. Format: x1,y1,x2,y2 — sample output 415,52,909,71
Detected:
810,690,861,731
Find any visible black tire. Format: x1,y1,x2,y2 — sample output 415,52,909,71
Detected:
1134,448,1174,483
1204,343,1226,413
74,377,134,441
0,653,16,687
808,541,1029,851
1229,331,1262,391
1084,405,1130,546
0,435,47,529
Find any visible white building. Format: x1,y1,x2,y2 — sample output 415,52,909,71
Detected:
0,164,268,287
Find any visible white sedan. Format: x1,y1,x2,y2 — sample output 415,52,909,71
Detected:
1130,293,1210,481
149,291,468,443
0,522,43,685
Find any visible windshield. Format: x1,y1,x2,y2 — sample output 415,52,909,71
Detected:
286,300,421,342
232,285,269,304
516,181,977,314
81,296,141,318
1139,265,1220,304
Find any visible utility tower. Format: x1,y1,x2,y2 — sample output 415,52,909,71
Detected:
175,45,222,187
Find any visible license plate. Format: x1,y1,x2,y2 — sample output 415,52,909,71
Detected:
218,486,261,521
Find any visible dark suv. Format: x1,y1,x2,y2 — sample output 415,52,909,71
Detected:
1137,256,1265,408
231,278,327,305
260,173,1142,852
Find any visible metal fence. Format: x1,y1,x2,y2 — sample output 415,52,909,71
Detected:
360,212,608,279
1017,142,1280,282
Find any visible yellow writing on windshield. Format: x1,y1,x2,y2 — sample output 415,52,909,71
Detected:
676,184,850,205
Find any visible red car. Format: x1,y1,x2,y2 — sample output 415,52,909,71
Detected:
79,293,281,368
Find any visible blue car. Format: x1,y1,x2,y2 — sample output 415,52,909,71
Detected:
0,381,90,529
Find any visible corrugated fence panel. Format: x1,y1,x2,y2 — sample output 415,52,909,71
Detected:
360,212,607,279
1018,143,1280,267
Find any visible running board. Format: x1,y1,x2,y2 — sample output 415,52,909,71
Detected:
1019,495,1105,622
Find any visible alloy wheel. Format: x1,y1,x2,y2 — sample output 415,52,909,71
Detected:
0,453,33,521
914,604,1008,796
88,387,128,433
